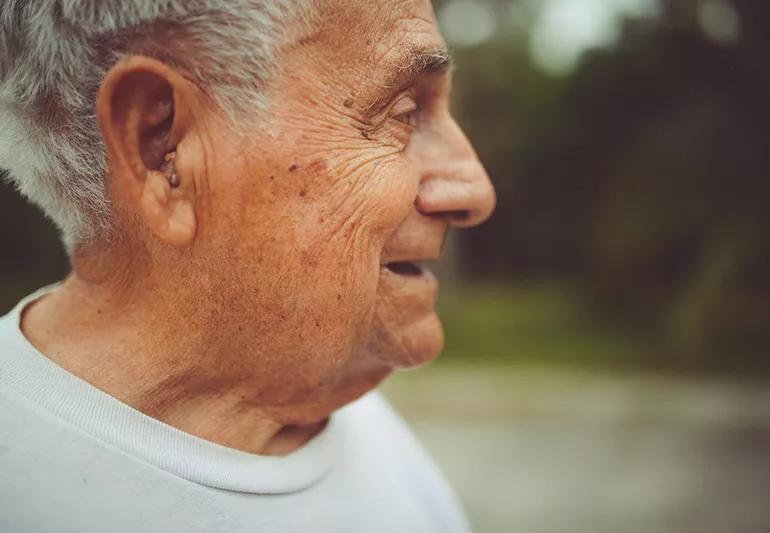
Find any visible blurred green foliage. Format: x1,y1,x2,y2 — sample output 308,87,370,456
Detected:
447,0,770,372
437,282,652,371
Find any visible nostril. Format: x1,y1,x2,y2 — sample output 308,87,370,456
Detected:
446,210,469,223
426,210,469,222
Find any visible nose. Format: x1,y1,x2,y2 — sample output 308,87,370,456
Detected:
414,119,496,229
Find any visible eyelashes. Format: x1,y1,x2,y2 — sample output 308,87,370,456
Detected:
389,95,418,127
360,92,419,144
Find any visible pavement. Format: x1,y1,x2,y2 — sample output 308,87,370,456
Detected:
382,365,770,533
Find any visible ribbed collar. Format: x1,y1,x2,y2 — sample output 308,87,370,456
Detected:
0,286,340,494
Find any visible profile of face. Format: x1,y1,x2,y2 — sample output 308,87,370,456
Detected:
98,0,495,425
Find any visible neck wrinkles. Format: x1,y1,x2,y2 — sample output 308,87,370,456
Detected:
19,274,321,455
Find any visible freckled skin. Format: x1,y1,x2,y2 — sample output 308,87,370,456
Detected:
21,0,495,452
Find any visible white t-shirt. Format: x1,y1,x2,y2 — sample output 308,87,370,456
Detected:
0,288,469,533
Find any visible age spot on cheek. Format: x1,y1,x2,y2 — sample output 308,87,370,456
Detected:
297,159,328,199
307,159,327,175
301,250,320,268
289,159,326,177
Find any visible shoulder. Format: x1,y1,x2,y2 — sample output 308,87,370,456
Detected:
336,390,471,533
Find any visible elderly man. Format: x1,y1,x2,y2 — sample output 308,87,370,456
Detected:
0,1,494,531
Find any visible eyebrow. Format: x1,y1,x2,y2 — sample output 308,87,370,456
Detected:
362,45,454,113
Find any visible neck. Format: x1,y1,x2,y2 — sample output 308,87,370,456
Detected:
20,272,323,455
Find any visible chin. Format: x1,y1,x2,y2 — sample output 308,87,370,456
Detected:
385,311,445,369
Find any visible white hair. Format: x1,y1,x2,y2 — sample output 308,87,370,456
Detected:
0,0,311,252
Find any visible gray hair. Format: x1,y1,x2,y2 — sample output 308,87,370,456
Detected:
0,1,311,252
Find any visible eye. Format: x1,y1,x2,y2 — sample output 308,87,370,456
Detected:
393,109,417,127
389,96,418,128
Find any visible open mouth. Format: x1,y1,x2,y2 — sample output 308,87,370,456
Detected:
384,261,425,277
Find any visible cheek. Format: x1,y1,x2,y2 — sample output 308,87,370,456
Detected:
286,153,417,347
202,139,418,382
311,155,416,243
207,233,377,399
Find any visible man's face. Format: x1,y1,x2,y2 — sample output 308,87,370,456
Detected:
193,0,494,422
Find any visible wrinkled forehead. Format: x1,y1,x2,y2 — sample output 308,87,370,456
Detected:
296,0,446,96
317,0,440,49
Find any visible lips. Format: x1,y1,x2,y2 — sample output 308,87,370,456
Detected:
380,233,442,282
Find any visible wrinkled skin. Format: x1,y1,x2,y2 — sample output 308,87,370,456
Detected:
22,0,495,453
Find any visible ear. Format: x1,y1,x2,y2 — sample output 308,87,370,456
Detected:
96,55,198,246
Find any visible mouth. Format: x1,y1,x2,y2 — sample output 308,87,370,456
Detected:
384,260,426,277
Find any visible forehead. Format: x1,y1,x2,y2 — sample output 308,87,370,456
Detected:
332,0,439,46
303,0,446,89
317,0,439,44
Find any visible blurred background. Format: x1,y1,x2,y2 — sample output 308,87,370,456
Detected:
1,0,769,531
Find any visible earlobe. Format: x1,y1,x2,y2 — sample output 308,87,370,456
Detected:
140,154,196,246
